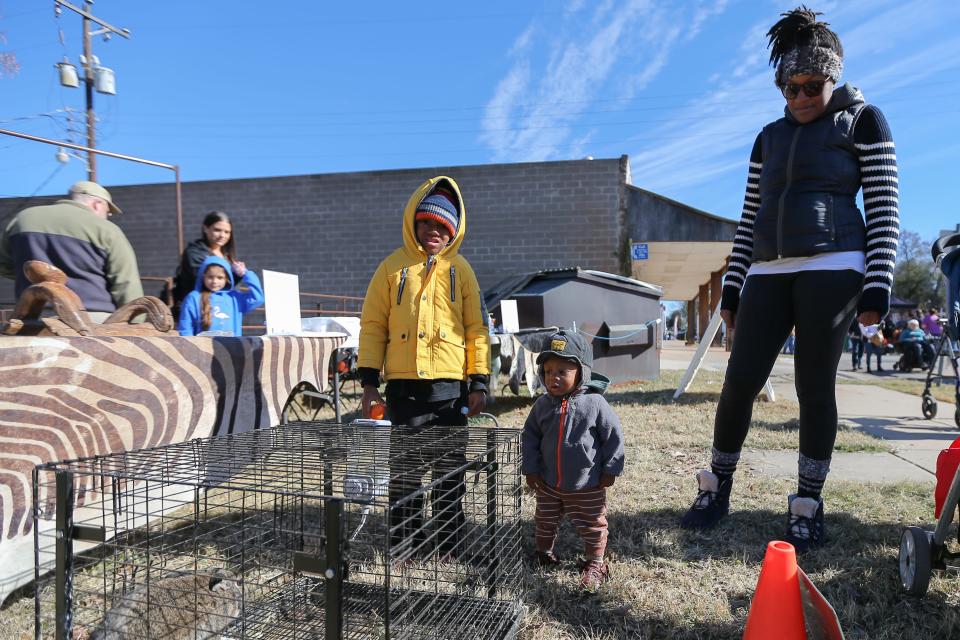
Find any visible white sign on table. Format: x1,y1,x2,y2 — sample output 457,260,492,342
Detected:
500,299,520,334
263,270,302,335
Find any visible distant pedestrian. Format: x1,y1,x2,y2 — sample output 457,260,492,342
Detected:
898,318,930,370
848,318,864,370
922,308,942,337
781,328,796,354
862,321,886,373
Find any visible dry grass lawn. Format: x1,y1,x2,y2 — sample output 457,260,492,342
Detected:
481,371,959,640
2,370,958,639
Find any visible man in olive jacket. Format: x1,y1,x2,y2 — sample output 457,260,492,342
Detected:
0,181,143,318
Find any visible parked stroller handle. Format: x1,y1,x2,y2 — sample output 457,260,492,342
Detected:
932,232,960,266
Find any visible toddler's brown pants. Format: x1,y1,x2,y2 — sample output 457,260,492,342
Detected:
534,482,608,560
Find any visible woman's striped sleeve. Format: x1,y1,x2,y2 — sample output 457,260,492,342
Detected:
721,133,762,314
855,105,899,316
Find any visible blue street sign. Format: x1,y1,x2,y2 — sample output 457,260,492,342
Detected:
631,242,648,260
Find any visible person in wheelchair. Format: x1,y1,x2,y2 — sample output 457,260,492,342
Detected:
897,319,929,371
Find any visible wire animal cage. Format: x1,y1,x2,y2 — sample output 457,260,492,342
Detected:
33,421,523,639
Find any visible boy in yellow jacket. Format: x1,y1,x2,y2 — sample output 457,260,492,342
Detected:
358,176,490,560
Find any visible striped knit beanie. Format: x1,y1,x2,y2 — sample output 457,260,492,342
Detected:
415,188,459,238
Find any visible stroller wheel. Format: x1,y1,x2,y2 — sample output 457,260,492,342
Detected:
899,526,934,596
922,395,938,419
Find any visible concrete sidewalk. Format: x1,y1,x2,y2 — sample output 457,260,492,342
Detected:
660,341,960,482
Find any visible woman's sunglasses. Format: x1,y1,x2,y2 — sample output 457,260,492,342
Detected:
780,79,827,100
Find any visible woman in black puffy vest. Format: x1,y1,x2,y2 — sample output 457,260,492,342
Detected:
681,6,900,552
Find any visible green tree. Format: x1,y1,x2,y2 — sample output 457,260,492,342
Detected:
893,229,945,310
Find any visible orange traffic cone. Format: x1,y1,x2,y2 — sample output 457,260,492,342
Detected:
743,540,806,639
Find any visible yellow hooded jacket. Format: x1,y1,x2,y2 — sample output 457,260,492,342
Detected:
358,176,490,382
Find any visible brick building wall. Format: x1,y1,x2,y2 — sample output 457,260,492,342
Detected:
0,157,629,303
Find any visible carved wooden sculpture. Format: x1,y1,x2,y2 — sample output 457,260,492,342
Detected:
0,261,175,336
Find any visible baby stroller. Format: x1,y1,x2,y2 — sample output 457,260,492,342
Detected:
919,232,960,427
899,233,960,596
899,435,960,595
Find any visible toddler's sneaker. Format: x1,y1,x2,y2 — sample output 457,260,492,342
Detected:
579,559,610,593
784,494,825,553
680,470,732,529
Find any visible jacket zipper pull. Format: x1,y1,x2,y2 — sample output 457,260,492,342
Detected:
425,255,435,276
396,267,408,305
450,266,456,302
556,398,568,488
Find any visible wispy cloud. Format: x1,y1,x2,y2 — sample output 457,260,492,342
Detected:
628,16,777,195
481,0,959,226
509,24,535,57
904,142,960,169
687,0,730,41
479,0,731,161
628,0,960,215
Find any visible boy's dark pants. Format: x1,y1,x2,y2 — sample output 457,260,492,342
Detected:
387,395,468,557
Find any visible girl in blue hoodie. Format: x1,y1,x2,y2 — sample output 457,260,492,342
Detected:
177,255,264,336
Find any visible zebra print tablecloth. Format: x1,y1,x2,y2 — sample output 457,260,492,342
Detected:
0,334,342,601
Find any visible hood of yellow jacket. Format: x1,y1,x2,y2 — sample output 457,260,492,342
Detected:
402,176,466,259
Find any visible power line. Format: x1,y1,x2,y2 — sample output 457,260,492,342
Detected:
91,100,960,142
0,7,48,21
0,110,70,125
0,162,65,224
96,77,960,120
145,10,563,32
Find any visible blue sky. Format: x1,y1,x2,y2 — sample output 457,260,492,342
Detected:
1,0,958,242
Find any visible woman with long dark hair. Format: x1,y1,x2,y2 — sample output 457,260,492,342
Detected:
681,6,900,552
172,211,246,309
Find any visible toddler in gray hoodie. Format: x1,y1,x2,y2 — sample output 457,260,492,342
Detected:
521,329,625,592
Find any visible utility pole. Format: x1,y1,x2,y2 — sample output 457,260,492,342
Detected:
55,1,129,182
82,8,95,180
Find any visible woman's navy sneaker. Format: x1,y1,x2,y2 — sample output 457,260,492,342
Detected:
681,470,732,529
784,494,825,553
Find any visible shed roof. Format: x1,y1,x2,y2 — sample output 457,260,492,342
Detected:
484,267,662,310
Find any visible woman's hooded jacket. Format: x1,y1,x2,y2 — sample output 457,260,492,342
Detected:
172,237,213,307
177,255,264,336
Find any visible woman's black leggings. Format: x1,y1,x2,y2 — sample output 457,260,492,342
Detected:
713,269,863,461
